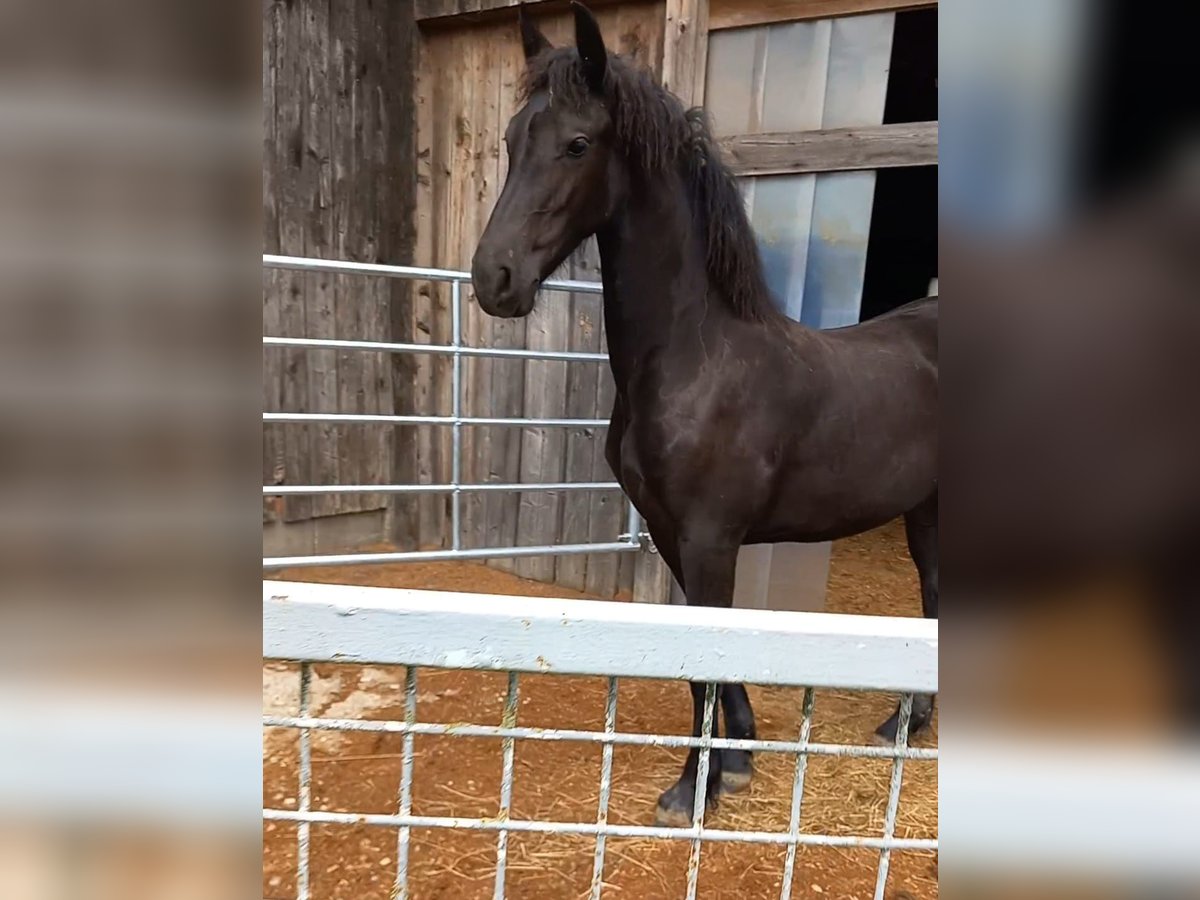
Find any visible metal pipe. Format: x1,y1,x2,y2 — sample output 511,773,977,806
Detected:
624,503,643,551
296,663,312,900
263,335,609,363
686,683,718,900
873,693,914,900
494,673,519,900
589,678,618,900
263,254,603,294
394,667,417,900
262,807,937,851
264,541,643,569
263,412,609,427
263,714,938,761
779,688,816,900
263,482,622,496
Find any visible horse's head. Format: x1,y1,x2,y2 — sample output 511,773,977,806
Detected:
472,2,622,318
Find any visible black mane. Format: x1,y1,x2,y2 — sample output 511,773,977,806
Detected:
522,47,779,323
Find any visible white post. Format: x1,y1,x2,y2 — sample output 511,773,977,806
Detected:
732,543,831,613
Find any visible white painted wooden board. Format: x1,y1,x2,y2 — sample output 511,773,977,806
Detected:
263,580,938,692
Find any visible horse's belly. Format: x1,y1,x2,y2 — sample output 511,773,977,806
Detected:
760,447,937,541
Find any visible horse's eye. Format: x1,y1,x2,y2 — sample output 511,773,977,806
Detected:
566,137,590,158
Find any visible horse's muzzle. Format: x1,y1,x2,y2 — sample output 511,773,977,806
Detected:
471,253,538,318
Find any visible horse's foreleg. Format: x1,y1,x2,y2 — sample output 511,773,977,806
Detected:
655,533,741,828
719,683,756,794
876,494,938,743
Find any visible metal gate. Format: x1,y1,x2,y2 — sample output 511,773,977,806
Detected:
263,580,939,900
262,254,646,570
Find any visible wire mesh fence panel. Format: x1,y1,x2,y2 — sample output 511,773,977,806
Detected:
263,580,938,900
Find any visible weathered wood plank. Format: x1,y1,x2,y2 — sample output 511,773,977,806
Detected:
264,0,416,529
303,0,341,519
416,29,459,548
583,315,621,598
415,0,628,26
718,120,938,176
662,0,708,106
438,32,481,551
463,29,504,553
383,1,420,548
412,26,439,547
360,0,393,515
484,28,529,572
333,0,368,517
277,0,312,523
709,0,935,32
556,240,604,593
514,331,570,582
633,539,675,604
457,31,483,550
263,1,283,525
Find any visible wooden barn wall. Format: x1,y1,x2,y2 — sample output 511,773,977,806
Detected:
413,1,664,596
263,0,417,529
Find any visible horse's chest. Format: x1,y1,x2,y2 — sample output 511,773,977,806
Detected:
614,408,721,507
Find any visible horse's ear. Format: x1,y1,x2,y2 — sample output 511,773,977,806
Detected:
571,2,607,93
518,5,551,61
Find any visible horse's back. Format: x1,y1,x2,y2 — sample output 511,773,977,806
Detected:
812,294,938,373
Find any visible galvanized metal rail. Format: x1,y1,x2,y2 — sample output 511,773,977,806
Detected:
262,254,646,569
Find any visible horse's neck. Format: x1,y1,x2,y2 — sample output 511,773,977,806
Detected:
595,171,734,391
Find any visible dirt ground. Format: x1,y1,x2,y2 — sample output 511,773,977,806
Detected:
264,520,938,900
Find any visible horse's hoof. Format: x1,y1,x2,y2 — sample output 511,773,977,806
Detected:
720,768,753,794
872,730,898,748
873,715,899,745
654,803,693,828
655,782,694,828
655,780,717,827
874,716,931,747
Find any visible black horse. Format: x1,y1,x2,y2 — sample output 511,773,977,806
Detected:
472,3,938,826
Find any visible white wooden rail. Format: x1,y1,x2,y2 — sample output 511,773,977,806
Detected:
263,580,938,692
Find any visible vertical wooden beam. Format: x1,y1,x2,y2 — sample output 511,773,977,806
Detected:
262,0,283,525
385,1,420,549
486,30,528,571
303,0,340,519
661,0,710,107
276,0,313,523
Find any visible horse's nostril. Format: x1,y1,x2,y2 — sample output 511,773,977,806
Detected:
496,265,512,294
